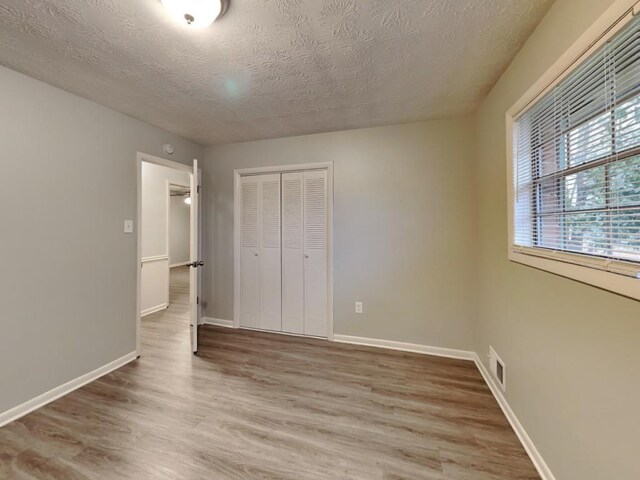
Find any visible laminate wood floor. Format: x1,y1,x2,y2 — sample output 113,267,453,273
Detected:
0,267,540,479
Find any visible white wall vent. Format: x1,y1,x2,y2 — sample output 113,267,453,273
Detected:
488,346,506,391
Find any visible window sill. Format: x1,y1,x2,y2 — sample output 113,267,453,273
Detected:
509,250,640,301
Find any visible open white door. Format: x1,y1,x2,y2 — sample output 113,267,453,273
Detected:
189,159,201,353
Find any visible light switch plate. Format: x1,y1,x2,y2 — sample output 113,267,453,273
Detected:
355,302,363,314
124,220,134,234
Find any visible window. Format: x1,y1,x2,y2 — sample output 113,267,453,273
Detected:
509,7,640,294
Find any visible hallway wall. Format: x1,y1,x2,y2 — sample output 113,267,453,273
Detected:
169,196,191,266
140,162,190,315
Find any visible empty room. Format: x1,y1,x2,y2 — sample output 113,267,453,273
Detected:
0,1,638,479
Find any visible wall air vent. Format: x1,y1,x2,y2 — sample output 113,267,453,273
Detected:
489,346,506,391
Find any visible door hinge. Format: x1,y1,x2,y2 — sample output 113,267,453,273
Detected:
197,296,200,305
197,185,201,194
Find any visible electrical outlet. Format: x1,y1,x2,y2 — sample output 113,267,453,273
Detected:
355,302,363,314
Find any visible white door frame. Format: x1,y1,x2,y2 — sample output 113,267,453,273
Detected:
233,162,334,341
136,152,194,356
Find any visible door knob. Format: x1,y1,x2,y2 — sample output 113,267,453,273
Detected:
304,254,309,258
254,252,259,256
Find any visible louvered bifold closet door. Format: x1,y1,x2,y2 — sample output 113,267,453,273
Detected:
303,170,328,337
258,174,282,331
281,172,304,334
239,176,260,328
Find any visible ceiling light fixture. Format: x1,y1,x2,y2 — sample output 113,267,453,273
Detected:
161,0,228,28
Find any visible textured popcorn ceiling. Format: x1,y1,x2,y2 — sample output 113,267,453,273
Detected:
0,0,552,145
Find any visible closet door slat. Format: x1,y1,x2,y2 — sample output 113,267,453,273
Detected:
239,176,260,328
258,174,282,332
281,172,304,334
303,170,328,337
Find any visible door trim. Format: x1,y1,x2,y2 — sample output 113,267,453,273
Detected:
136,152,194,356
233,162,334,340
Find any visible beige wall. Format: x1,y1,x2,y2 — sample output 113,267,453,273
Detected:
473,1,640,479
0,66,203,414
202,118,477,350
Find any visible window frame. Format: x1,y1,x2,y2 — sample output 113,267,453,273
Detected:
506,0,640,301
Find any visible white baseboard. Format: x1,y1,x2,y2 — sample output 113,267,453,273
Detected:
141,303,168,317
473,354,556,480
0,351,137,428
332,334,476,361
201,320,330,339
240,326,325,339
201,317,235,328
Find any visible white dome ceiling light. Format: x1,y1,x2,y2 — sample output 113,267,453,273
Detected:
161,0,229,28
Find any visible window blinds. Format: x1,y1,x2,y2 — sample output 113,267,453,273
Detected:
513,13,640,275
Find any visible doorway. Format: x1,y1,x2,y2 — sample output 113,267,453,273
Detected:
136,152,202,355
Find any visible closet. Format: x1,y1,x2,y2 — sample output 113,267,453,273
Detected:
239,169,328,337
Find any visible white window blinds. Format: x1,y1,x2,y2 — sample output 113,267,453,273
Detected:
513,13,640,276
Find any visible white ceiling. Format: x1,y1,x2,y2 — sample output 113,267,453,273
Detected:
0,0,553,145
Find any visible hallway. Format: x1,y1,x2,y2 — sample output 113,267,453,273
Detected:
140,265,191,358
